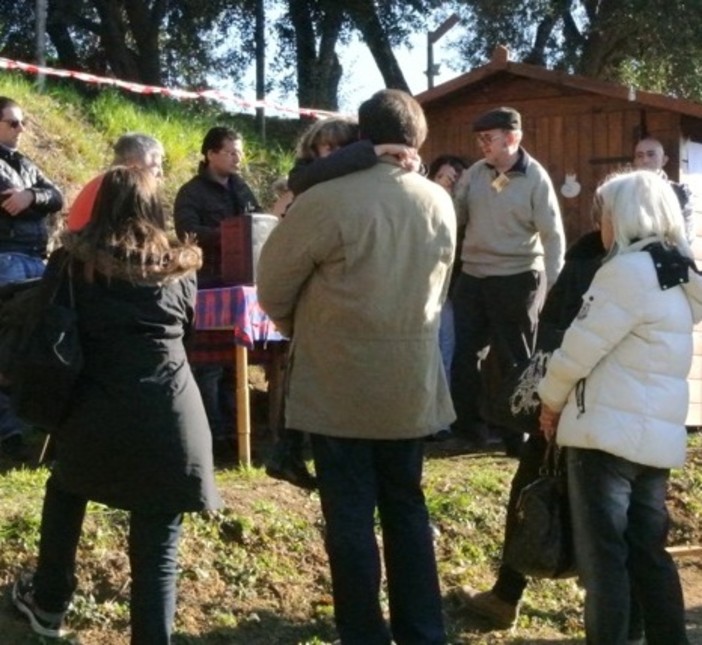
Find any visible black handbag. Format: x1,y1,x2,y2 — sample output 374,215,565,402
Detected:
0,259,83,430
503,441,576,579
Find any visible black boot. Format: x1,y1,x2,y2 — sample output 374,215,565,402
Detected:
266,429,317,490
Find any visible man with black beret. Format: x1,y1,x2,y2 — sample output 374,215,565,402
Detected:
450,106,565,456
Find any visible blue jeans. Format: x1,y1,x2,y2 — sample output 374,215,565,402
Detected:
567,448,688,645
0,252,45,285
33,474,183,644
0,252,45,440
311,434,445,645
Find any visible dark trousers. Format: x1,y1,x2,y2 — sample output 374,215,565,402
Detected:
492,437,646,641
568,448,687,645
193,366,235,440
451,271,545,439
493,432,547,604
33,474,183,645
310,434,445,645
268,426,306,467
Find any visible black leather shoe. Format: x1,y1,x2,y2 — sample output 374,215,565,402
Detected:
426,428,453,442
266,458,317,491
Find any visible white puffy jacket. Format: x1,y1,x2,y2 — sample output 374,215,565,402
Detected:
538,237,702,468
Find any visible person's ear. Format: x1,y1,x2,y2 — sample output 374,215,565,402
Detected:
505,130,518,146
662,154,669,167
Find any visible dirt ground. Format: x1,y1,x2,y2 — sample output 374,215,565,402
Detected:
1,373,700,644
682,563,702,643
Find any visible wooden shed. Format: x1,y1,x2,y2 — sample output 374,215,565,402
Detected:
416,46,702,426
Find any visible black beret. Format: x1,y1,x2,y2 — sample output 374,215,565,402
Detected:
473,107,522,132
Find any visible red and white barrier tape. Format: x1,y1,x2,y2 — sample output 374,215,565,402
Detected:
0,57,343,120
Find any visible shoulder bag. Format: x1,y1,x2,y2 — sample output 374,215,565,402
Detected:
0,258,83,430
503,440,576,579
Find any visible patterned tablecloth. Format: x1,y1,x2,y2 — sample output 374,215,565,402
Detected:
190,285,284,365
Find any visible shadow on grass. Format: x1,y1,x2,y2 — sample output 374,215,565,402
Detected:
171,608,336,644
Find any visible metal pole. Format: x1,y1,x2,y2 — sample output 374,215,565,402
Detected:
255,0,266,144
35,0,47,89
426,14,460,90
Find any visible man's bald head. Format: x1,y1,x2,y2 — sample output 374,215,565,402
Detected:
634,137,668,173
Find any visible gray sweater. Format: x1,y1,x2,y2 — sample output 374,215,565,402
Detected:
454,148,565,288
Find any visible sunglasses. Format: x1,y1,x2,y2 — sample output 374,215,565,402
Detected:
1,119,24,129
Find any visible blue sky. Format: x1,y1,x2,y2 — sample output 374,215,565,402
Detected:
336,31,462,112
219,29,462,117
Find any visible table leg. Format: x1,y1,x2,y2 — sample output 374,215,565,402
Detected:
235,344,251,467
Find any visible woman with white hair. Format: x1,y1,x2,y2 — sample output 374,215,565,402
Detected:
538,170,702,645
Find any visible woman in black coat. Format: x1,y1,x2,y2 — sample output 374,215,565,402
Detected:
12,167,221,644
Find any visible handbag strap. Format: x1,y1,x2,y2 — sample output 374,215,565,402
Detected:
43,255,75,309
66,261,76,309
539,440,564,477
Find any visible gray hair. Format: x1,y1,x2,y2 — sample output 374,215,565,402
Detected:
112,133,164,166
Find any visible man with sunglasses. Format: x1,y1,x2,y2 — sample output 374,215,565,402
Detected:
450,107,564,456
0,96,63,461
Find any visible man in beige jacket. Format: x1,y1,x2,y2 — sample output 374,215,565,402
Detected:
258,89,455,644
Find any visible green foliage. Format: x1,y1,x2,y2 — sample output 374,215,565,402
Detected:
449,0,702,101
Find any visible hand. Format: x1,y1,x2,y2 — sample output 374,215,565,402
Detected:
375,144,421,172
539,404,561,442
434,167,460,192
2,189,34,216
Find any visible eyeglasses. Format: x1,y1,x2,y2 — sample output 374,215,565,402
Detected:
476,132,503,145
216,148,241,157
1,119,24,129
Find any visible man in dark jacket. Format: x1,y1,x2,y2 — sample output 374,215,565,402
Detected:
633,136,695,243
174,126,260,249
0,96,63,460
173,127,261,454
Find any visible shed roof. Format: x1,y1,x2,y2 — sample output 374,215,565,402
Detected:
415,46,702,120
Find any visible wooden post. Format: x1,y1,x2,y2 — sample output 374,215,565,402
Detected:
666,545,702,558
235,345,251,467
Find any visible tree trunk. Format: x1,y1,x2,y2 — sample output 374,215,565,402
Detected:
46,0,83,71
576,0,628,78
345,0,409,92
289,0,343,110
123,0,167,86
90,0,142,81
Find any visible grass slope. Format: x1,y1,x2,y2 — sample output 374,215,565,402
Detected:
0,73,299,212
0,430,700,644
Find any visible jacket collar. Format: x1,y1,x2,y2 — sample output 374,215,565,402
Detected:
0,143,21,163
485,147,529,176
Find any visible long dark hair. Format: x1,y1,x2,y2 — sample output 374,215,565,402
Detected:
64,166,201,283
